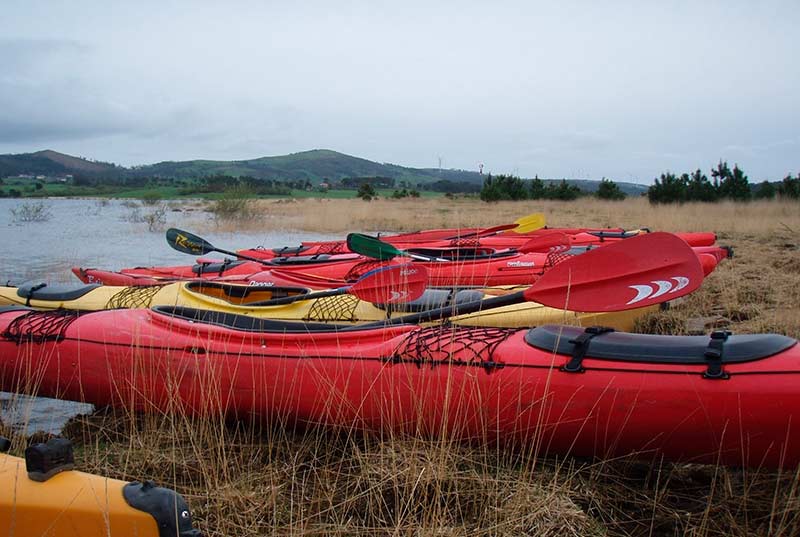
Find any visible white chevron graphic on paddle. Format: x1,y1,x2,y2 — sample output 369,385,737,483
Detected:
626,276,691,305
389,290,410,302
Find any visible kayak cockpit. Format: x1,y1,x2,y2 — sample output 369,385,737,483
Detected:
405,247,513,261
151,305,378,332
191,259,246,275
184,281,310,306
268,254,361,265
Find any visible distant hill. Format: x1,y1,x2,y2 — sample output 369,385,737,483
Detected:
0,150,119,178
0,148,648,194
131,149,486,185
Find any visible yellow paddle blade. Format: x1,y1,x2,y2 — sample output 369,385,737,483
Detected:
508,212,546,234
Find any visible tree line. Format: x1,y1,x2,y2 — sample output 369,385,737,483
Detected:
480,174,626,202
648,162,799,203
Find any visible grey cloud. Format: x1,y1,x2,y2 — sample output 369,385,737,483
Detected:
0,2,798,179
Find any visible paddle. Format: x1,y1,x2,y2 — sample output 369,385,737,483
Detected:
445,212,547,240
166,228,271,264
248,264,429,306
515,231,571,253
363,232,703,326
347,234,449,262
508,212,546,234
348,231,571,262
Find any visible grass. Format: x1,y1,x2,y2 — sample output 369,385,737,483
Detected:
0,182,444,201
2,196,800,536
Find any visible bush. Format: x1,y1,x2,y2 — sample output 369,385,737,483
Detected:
596,178,626,200
480,174,528,201
140,191,163,205
546,179,581,200
753,181,776,200
142,204,168,231
10,201,52,223
648,173,687,204
778,173,800,200
357,183,377,201
209,185,256,221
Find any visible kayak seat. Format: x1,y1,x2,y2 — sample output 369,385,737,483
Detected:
525,324,797,365
271,245,309,256
16,281,102,302
191,260,246,275
153,305,354,332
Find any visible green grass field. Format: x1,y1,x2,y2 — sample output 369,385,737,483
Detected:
0,181,444,200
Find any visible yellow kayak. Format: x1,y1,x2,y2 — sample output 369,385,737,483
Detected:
0,437,200,537
0,280,657,330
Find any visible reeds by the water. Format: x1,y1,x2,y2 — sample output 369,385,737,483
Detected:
3,196,800,536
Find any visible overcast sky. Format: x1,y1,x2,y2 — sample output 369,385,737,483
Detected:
1,1,797,183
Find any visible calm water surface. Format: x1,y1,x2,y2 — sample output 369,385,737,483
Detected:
0,198,339,434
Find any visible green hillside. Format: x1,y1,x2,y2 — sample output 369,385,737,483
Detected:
0,148,649,195
133,149,483,185
0,150,119,178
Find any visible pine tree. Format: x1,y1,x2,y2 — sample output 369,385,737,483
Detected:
686,169,717,202
648,172,687,203
596,178,626,200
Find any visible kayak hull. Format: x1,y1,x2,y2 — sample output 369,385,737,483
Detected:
0,307,797,468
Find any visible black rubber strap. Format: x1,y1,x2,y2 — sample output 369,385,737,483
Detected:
562,326,616,373
704,330,731,379
219,258,231,277
22,283,47,307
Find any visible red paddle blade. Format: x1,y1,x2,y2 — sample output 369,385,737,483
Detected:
474,223,519,237
525,232,704,312
349,264,428,304
518,232,571,253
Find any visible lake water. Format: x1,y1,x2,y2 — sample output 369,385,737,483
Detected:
0,198,340,434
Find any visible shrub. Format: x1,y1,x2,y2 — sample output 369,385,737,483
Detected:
357,183,377,201
140,191,163,205
596,178,626,200
209,185,256,221
10,201,52,223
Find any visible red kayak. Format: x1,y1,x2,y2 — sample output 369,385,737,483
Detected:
0,305,795,468
75,249,547,287
241,230,718,259
73,243,726,288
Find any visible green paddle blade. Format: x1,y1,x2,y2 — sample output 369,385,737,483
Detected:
347,233,402,260
166,228,216,255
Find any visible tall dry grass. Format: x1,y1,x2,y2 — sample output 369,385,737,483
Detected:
211,196,800,236
3,196,800,536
